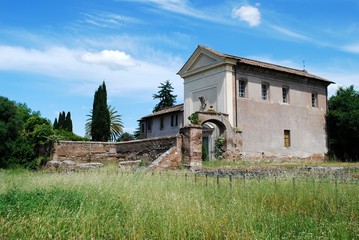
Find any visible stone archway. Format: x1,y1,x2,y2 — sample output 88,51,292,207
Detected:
196,111,241,160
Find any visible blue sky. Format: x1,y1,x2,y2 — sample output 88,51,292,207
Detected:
1,0,358,137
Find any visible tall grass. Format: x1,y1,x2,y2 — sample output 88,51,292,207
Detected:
0,168,358,239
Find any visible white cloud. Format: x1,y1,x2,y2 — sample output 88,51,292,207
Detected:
269,24,310,41
81,11,139,28
0,45,184,98
232,5,261,27
123,0,229,24
342,42,359,54
81,50,138,70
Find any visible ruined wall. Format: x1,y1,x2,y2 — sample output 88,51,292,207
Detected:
181,126,202,169
52,129,203,170
52,136,177,164
149,135,183,170
116,137,177,164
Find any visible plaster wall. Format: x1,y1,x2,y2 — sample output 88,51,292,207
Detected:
145,114,183,139
235,69,328,158
184,64,234,125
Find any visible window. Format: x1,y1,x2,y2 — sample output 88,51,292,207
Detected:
171,114,178,127
282,86,289,103
311,93,318,107
160,117,164,130
147,120,152,131
141,123,145,133
261,83,269,100
284,130,291,148
239,80,246,98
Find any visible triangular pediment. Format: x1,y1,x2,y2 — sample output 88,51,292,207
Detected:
177,45,224,77
188,53,218,71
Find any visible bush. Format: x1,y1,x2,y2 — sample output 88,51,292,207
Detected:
188,113,201,125
53,129,89,141
214,136,225,160
202,144,209,161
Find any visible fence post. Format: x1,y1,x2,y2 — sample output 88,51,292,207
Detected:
205,174,208,186
229,175,232,188
217,175,219,185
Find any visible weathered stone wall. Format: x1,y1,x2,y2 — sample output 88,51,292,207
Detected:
181,126,202,169
51,129,203,170
149,135,183,170
52,141,118,162
116,137,177,164
52,136,177,164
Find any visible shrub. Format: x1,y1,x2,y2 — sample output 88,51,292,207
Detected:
202,144,209,161
214,136,225,160
188,113,201,125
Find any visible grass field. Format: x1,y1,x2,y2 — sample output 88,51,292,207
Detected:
0,165,358,239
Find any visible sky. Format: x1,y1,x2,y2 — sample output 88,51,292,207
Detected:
0,0,358,137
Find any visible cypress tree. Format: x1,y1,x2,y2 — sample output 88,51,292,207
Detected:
65,112,73,132
58,111,65,129
53,118,58,129
91,81,110,141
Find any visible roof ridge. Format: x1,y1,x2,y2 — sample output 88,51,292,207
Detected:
228,54,307,73
140,104,184,119
202,46,331,83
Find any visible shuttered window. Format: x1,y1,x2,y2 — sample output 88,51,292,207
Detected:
261,83,269,100
239,80,246,98
311,93,318,107
284,130,291,148
282,86,289,103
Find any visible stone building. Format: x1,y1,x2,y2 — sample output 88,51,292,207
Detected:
141,46,333,160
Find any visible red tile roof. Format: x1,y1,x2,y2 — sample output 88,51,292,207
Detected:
140,104,184,119
200,45,333,84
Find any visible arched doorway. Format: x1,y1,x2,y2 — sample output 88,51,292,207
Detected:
197,112,241,160
202,122,221,160
198,114,228,160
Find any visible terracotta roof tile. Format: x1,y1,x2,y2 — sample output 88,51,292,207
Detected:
200,45,333,84
140,104,184,119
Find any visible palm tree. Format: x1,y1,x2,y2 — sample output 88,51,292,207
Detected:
108,105,124,141
85,105,124,142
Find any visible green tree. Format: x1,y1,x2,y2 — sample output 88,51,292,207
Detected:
0,97,52,168
91,81,111,141
0,97,23,167
65,111,73,132
17,103,39,122
57,111,66,129
24,115,54,156
327,85,359,161
109,105,124,141
133,123,141,140
53,118,58,129
117,132,135,142
85,105,123,142
54,111,72,132
153,80,177,112
24,115,49,135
